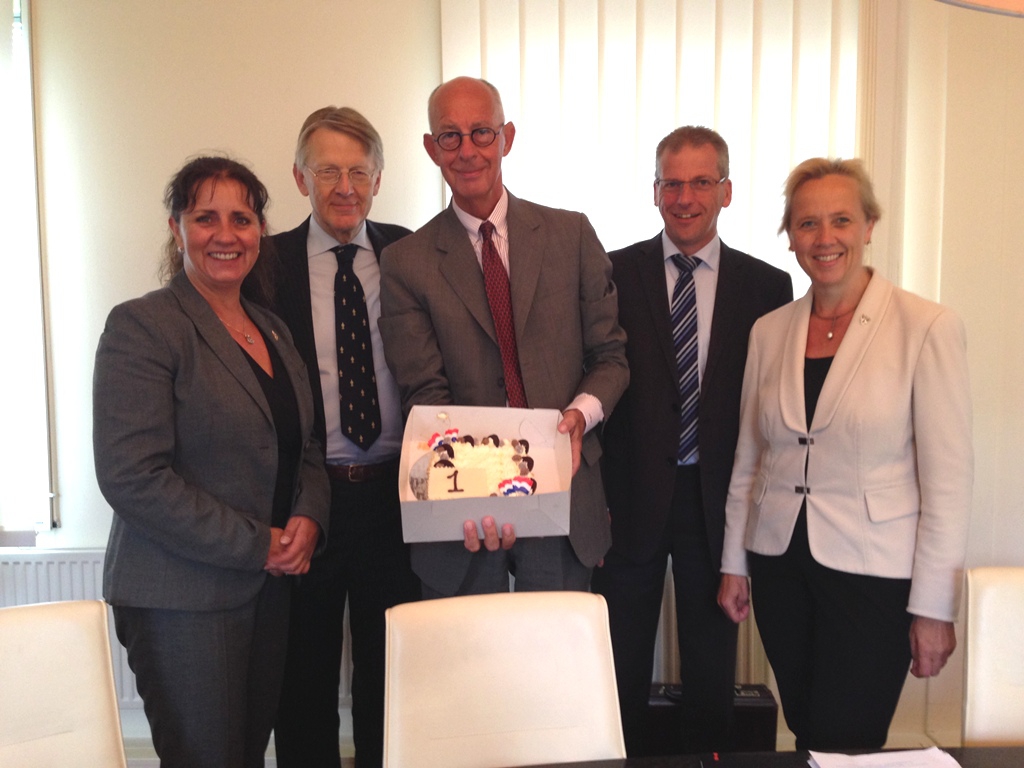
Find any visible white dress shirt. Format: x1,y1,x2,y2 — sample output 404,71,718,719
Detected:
306,217,403,464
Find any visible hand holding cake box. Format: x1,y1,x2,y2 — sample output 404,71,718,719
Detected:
398,406,572,544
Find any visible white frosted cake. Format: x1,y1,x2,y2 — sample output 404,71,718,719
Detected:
411,428,536,500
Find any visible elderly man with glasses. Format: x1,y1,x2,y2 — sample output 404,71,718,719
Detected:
379,76,628,599
245,106,420,768
591,126,793,755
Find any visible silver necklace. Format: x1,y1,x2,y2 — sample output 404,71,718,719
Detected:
812,306,855,341
219,314,255,345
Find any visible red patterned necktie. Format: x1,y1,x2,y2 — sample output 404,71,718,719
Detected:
479,221,528,408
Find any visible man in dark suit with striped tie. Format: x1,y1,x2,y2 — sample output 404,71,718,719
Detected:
247,106,419,768
592,126,793,755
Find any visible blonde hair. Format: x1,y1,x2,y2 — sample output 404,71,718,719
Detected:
780,157,882,234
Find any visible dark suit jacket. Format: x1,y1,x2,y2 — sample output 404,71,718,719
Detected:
379,192,629,594
95,271,330,610
248,217,412,451
602,235,792,569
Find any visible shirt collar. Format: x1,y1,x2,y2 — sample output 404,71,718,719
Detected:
661,231,721,273
307,216,371,259
452,187,509,242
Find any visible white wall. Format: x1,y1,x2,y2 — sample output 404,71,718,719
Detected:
858,0,1024,745
31,0,442,547
940,5,1024,572
930,5,1024,741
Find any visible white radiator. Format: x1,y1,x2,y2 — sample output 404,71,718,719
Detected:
0,548,356,710
0,548,143,709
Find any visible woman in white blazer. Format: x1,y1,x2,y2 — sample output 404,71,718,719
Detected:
717,158,972,750
94,157,329,768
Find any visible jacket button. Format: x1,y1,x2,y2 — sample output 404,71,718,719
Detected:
497,376,505,388
671,402,680,413
665,457,675,467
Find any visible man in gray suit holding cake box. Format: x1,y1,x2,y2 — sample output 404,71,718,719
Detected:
379,76,628,598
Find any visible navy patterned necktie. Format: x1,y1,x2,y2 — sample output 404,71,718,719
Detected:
333,244,381,448
479,221,528,408
670,254,701,462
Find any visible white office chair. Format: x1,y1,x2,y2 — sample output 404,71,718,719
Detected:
0,600,128,767
383,591,626,768
962,566,1024,746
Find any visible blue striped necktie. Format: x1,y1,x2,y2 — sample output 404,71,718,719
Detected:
670,254,701,463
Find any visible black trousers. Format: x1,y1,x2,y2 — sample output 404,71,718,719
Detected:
593,465,737,756
749,509,913,751
274,464,421,768
114,575,290,768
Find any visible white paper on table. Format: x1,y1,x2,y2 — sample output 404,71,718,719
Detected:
808,747,962,768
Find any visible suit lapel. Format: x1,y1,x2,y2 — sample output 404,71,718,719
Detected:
634,235,679,380
246,302,316,441
366,220,386,262
437,206,498,343
778,291,813,432
274,219,315,344
703,243,743,392
505,194,544,339
169,272,273,424
810,271,893,431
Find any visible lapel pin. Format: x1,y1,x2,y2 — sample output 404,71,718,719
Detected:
271,330,279,341
859,314,870,325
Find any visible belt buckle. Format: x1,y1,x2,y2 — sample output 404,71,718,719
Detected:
346,464,365,482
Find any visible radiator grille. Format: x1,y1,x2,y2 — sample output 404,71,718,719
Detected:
0,548,143,708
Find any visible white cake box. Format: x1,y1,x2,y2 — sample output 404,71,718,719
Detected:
398,404,572,543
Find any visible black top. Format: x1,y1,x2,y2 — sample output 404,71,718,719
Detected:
804,356,834,426
798,356,835,521
243,336,301,528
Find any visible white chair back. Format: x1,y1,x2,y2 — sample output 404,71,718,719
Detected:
384,591,625,768
962,567,1024,746
0,600,127,767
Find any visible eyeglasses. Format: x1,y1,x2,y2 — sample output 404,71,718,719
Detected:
307,167,374,188
431,124,505,152
656,177,727,195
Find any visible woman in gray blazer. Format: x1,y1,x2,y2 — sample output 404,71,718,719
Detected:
717,158,972,750
94,157,330,768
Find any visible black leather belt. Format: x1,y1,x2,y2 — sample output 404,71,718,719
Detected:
325,458,399,483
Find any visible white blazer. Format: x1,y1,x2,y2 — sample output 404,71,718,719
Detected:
721,271,973,621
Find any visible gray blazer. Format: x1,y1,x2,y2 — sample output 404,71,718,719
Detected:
379,192,629,594
94,271,330,610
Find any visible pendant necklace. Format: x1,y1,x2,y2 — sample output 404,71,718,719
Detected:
812,306,855,341
219,313,256,345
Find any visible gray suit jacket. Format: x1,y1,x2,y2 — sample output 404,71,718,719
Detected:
94,271,330,610
379,192,629,593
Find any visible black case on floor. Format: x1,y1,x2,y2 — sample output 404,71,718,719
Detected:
645,683,778,755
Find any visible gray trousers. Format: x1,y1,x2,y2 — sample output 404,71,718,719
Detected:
113,575,290,768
